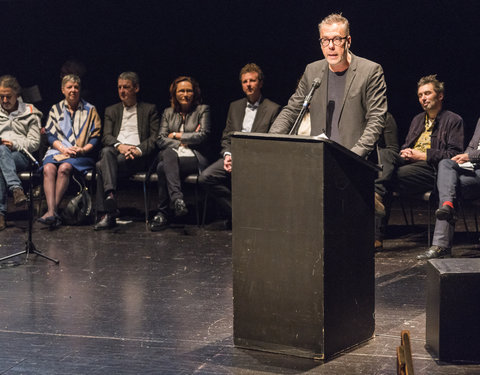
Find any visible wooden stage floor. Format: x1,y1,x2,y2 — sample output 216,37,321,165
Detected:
1,195,480,374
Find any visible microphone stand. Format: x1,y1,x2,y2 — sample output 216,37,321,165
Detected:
289,78,321,136
0,158,59,264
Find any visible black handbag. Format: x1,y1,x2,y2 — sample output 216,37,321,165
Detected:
61,174,92,225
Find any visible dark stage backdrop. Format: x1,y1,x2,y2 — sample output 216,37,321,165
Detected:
2,0,479,156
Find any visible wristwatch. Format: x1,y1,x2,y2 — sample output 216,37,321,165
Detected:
173,132,176,139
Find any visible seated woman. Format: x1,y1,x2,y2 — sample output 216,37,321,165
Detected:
150,76,211,231
38,74,101,227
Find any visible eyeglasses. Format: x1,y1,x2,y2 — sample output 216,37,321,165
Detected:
319,36,348,47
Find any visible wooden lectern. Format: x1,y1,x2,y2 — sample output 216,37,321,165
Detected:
231,133,379,360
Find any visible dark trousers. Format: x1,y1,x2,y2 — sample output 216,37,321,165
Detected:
156,148,198,215
375,151,436,240
376,149,435,197
96,146,149,212
198,158,232,219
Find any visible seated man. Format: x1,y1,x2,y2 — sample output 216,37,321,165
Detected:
0,75,42,231
94,72,160,230
417,118,480,259
375,75,464,246
198,63,281,227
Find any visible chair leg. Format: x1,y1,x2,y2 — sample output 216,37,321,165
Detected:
202,192,208,227
427,196,431,247
459,200,470,233
399,198,409,225
194,182,200,226
143,180,148,227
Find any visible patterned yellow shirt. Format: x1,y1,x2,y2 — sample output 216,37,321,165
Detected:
413,115,435,153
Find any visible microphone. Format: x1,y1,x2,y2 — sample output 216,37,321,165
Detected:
19,147,39,167
303,77,321,108
288,78,321,135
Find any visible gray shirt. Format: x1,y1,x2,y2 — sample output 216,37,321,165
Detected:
325,69,347,143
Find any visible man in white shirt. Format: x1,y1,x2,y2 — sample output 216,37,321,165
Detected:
198,63,281,228
94,72,159,230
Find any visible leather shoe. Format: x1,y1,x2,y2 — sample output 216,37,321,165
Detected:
417,245,451,260
13,187,27,207
149,212,169,232
375,193,385,217
374,240,383,251
174,199,188,217
435,204,455,222
0,214,5,231
94,214,116,231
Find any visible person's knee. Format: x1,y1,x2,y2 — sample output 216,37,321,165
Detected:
57,163,73,177
43,163,57,178
438,158,456,170
0,144,10,157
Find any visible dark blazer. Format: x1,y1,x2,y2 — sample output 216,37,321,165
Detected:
402,110,464,166
269,52,387,158
156,104,211,167
466,118,480,163
220,97,281,155
102,101,160,156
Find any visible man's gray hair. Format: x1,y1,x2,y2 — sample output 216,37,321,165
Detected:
318,13,350,35
118,71,140,87
0,75,21,94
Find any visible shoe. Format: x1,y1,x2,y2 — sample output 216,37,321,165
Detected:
417,245,451,260
104,192,117,214
375,192,385,217
149,212,169,232
174,199,188,217
0,214,5,231
94,214,116,231
50,213,62,229
37,215,56,225
12,187,27,207
435,204,455,222
374,240,383,251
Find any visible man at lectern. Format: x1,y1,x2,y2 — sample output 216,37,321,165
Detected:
269,13,387,160
199,63,281,228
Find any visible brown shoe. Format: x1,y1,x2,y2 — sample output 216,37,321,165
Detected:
374,240,383,250
0,214,5,231
12,187,27,207
375,192,385,217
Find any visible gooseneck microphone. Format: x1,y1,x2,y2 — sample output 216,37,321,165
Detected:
289,78,321,135
19,147,39,167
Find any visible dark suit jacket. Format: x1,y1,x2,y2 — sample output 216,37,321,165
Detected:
220,97,281,155
102,101,160,157
467,118,480,163
402,110,464,166
269,52,387,158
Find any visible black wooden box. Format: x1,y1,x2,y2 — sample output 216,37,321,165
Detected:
426,259,480,362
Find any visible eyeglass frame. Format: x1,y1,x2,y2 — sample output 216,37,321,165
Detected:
319,36,349,47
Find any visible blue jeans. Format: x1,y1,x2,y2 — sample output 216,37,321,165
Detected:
0,145,29,214
432,159,480,248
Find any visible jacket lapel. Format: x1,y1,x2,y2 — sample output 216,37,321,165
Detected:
340,53,357,120
251,98,266,132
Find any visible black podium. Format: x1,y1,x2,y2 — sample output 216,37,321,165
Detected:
231,133,378,360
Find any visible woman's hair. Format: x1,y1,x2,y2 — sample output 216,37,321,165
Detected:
61,74,81,89
169,76,202,112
